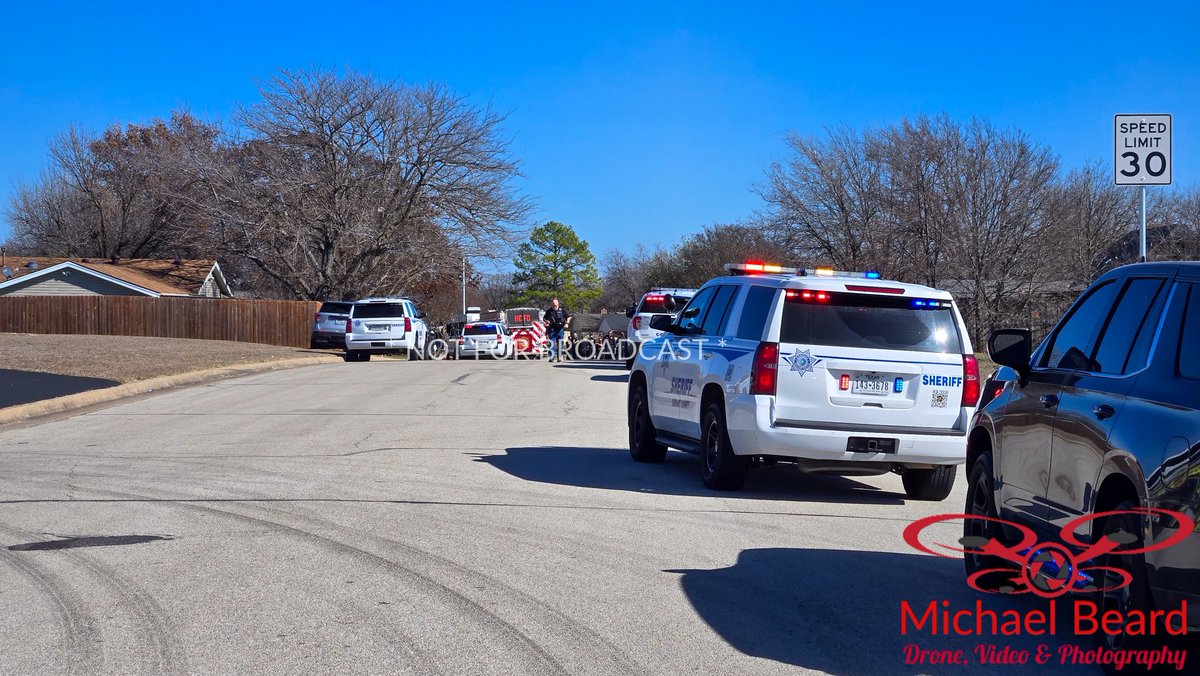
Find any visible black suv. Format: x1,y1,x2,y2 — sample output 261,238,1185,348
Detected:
966,262,1200,639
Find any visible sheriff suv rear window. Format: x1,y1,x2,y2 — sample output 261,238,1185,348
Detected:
637,294,690,314
781,292,964,354
352,303,407,319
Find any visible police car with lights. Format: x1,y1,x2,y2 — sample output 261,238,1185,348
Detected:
625,287,698,369
455,322,515,359
627,262,977,500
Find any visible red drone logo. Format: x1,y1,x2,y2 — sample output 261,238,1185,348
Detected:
903,508,1194,598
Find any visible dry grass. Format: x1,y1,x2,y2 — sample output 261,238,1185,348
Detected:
0,333,334,383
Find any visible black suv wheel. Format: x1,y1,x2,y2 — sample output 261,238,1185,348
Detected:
964,455,1005,577
1097,503,1153,657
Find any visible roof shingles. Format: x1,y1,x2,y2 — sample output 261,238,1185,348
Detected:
0,257,222,296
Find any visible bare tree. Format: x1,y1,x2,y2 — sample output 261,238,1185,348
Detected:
759,116,1062,343
1043,162,1138,285
760,127,889,271
599,244,661,310
6,115,220,259
938,119,1059,339
176,68,531,300
878,115,958,285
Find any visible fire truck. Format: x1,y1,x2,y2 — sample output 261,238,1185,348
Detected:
504,307,546,358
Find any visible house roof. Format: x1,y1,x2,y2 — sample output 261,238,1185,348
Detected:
0,256,230,296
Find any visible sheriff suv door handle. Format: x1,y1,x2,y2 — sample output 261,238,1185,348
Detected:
1040,394,1060,408
1092,403,1116,420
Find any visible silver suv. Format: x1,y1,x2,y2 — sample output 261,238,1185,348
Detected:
311,301,352,349
344,298,429,362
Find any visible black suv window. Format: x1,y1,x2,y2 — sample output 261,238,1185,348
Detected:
353,303,407,319
1092,278,1167,375
677,287,716,334
1043,281,1118,371
1179,285,1200,380
701,285,738,336
735,286,776,341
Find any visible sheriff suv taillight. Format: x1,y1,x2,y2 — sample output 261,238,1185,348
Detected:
962,354,980,407
751,342,780,395
632,316,642,330
345,318,352,334
404,317,412,333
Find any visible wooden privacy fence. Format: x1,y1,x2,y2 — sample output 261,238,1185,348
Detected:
0,296,321,348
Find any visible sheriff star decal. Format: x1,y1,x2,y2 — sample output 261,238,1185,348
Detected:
783,349,821,377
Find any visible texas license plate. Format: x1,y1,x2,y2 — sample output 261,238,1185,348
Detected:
853,374,891,396
367,324,390,331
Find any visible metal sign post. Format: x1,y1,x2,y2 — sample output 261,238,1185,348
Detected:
1114,114,1172,261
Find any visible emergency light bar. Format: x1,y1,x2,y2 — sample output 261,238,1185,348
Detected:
724,261,799,275
802,268,884,279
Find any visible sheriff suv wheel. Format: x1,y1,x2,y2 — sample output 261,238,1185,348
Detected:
700,400,748,491
628,381,667,463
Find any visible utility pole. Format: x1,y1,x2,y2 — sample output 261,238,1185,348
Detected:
461,256,466,314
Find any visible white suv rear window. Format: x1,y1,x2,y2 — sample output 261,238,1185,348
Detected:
781,292,963,354
353,303,407,319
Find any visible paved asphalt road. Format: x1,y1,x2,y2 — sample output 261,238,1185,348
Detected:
0,369,120,408
0,359,1100,675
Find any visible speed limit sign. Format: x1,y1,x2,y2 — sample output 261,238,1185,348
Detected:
1114,114,1172,185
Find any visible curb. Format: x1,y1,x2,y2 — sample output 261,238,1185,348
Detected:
0,355,342,427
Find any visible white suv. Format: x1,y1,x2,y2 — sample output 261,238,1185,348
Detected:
627,264,978,500
344,297,430,362
624,288,697,369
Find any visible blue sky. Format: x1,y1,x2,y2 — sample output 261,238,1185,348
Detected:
2,0,1198,262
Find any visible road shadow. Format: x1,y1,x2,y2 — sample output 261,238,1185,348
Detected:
0,370,120,408
7,534,173,551
479,446,906,504
590,374,629,383
670,547,1098,675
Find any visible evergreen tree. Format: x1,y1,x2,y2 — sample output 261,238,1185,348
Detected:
511,221,602,311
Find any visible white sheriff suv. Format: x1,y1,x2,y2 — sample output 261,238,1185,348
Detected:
624,287,697,369
627,262,978,500
344,297,430,362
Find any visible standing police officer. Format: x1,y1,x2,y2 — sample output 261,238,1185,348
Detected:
544,298,571,362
